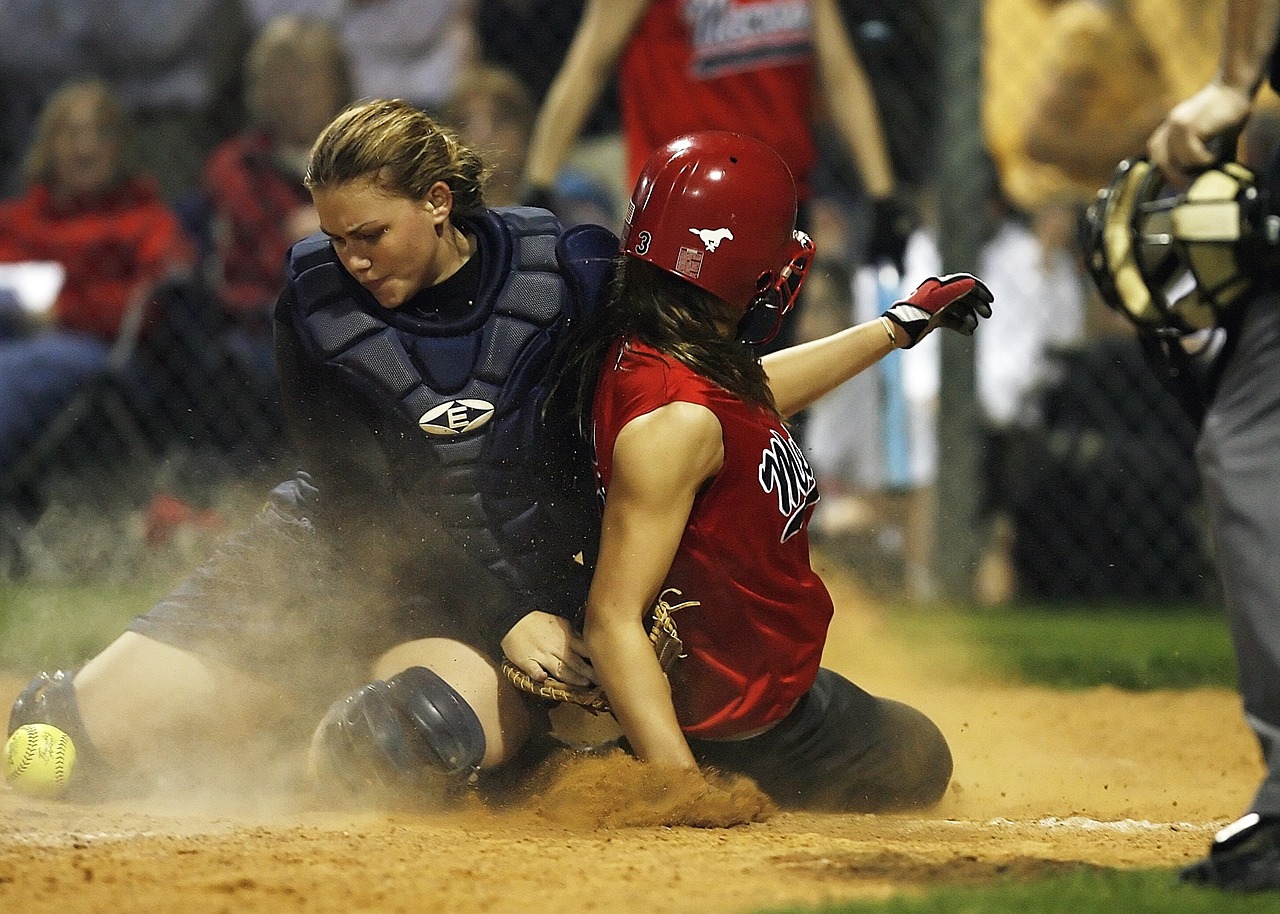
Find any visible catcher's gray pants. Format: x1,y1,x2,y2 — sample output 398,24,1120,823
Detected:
1198,289,1280,816
685,668,952,812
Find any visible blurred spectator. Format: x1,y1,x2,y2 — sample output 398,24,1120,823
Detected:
983,0,1069,213
473,0,627,219
200,15,353,394
971,195,1088,603
0,1,91,200
441,64,535,208
805,232,945,600
976,197,1087,440
796,257,917,591
0,78,194,477
805,185,1089,601
244,0,477,115
89,0,251,201
441,62,616,226
1021,0,1175,204
984,0,1229,212
1127,0,1228,102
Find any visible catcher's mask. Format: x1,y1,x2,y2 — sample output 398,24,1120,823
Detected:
621,130,814,345
1083,156,1278,333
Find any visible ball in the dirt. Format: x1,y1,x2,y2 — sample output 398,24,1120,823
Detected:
4,723,76,798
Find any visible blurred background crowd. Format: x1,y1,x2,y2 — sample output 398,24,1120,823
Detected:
0,0,1259,608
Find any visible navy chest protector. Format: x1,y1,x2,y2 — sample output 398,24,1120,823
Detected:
285,207,617,617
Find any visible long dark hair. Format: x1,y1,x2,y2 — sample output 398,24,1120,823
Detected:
566,257,779,434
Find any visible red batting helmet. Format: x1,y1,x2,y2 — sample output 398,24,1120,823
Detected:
621,131,814,344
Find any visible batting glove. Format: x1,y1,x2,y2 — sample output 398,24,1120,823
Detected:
882,273,994,349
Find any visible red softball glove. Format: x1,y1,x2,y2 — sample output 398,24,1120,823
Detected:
882,273,994,349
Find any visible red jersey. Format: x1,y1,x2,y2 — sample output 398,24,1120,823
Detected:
592,339,832,738
202,131,311,316
619,0,817,198
0,178,192,341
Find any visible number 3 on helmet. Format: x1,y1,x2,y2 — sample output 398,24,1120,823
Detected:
621,131,815,345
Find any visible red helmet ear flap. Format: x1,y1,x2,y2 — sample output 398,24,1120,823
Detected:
736,230,815,345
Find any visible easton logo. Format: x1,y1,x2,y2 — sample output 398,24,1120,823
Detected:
690,227,734,251
758,428,819,542
418,398,495,436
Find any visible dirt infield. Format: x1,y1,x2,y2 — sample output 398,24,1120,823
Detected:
0,556,1264,913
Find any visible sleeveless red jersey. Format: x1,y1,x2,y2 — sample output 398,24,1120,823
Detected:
592,339,832,738
618,0,817,199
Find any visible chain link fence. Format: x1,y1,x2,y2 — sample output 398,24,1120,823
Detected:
0,0,1221,604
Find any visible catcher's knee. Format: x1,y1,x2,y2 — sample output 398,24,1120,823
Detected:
9,669,110,796
308,666,487,800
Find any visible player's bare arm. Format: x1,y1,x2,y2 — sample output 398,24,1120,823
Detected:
583,401,723,769
523,0,652,190
762,318,900,418
811,0,894,199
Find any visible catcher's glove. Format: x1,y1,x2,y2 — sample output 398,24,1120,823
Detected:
501,588,697,714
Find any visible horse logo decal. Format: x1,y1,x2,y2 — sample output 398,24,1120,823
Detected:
690,227,734,251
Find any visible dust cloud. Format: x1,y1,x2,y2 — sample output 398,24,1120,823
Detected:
522,749,776,829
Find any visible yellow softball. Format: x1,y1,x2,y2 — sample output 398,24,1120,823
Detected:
4,723,76,799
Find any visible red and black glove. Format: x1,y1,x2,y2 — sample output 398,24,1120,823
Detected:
882,273,994,349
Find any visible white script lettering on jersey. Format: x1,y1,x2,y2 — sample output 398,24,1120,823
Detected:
690,227,734,251
683,0,812,79
757,428,819,542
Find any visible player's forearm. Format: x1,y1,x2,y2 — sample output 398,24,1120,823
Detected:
583,613,696,768
762,317,898,417
812,0,895,198
1219,0,1280,92
523,72,608,188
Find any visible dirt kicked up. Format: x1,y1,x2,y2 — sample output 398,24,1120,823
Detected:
0,556,1263,914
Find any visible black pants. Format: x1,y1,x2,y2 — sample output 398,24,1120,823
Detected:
687,668,952,812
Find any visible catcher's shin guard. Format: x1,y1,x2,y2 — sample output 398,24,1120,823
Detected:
8,669,112,797
308,666,486,801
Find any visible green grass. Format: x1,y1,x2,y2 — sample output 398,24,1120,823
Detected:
890,601,1238,690
762,868,1280,913
0,584,1240,689
0,579,174,673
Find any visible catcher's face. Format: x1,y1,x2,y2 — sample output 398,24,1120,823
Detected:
312,176,467,309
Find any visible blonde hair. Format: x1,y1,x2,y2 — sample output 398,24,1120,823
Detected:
441,65,536,139
245,15,353,125
23,77,130,189
305,98,488,212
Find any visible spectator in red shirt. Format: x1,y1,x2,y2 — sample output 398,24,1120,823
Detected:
199,15,353,393
0,78,193,476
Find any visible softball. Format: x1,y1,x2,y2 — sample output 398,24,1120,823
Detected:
4,723,76,799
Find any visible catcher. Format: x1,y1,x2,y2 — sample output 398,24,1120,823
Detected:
9,99,617,802
542,131,991,810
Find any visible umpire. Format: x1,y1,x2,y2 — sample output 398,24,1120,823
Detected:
1147,0,1280,891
